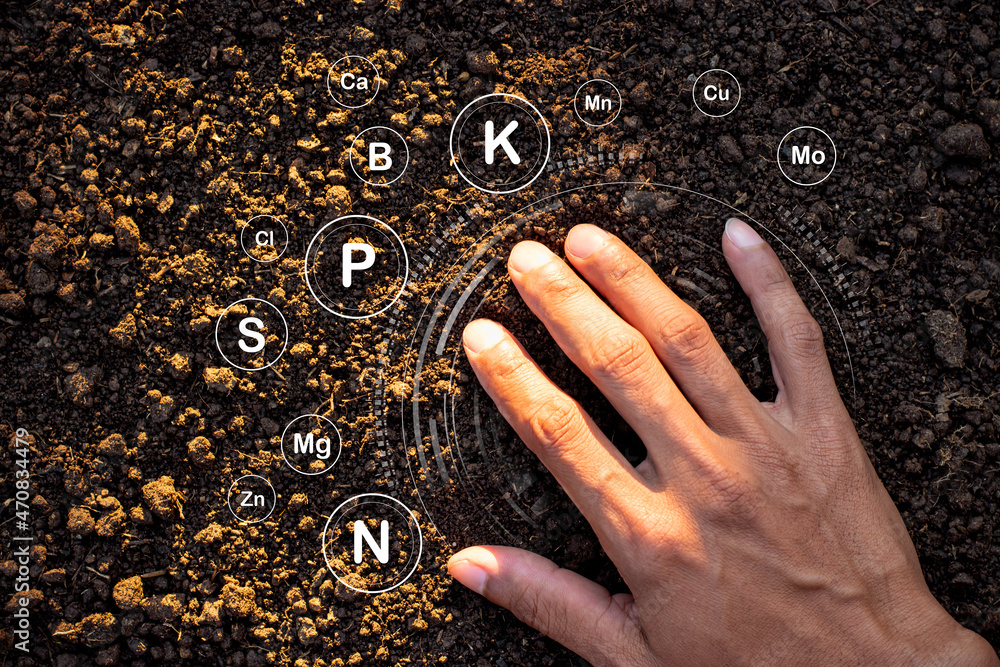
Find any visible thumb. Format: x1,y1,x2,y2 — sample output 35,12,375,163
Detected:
447,545,651,667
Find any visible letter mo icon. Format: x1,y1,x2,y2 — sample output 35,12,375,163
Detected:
777,126,837,186
791,145,826,165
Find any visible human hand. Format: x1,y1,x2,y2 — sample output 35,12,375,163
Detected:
447,220,999,666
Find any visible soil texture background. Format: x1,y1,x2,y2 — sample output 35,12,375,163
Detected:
1,0,999,665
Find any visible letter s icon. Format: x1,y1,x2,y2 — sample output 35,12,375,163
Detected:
238,317,266,353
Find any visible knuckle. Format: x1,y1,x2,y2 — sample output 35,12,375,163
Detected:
602,244,646,288
589,330,650,383
622,501,686,561
508,584,557,636
706,471,759,521
534,263,581,300
757,257,792,297
780,314,825,354
487,341,534,382
526,397,587,452
661,312,716,365
693,458,761,522
604,637,652,667
630,516,679,556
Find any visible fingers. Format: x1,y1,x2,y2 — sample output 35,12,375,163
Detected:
448,546,652,667
564,225,765,438
721,218,841,416
462,319,644,535
505,241,711,463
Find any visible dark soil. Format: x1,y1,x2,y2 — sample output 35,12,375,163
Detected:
2,0,999,665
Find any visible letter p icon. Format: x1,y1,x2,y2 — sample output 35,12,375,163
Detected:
342,243,375,287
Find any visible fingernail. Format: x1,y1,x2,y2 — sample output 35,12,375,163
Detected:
725,218,765,249
508,241,553,274
463,319,505,354
565,225,610,259
447,558,488,595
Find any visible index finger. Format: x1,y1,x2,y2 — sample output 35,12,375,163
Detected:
462,318,646,548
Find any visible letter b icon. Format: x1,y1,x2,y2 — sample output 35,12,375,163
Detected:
369,142,392,171
350,127,408,186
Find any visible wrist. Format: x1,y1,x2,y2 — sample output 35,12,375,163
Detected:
894,602,998,666
922,624,998,667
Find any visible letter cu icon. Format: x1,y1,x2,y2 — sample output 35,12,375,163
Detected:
703,84,730,101
692,69,742,117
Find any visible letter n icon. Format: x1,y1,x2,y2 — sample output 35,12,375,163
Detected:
353,519,389,564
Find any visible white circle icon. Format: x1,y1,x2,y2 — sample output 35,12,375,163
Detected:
777,126,837,186
321,493,423,594
240,215,289,263
304,215,409,320
349,126,409,186
227,475,276,524
327,55,380,109
692,69,742,118
449,93,551,195
573,79,623,127
214,298,289,372
280,414,342,476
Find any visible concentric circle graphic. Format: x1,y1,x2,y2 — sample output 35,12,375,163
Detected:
374,180,875,558
304,215,409,320
449,93,551,195
321,493,423,594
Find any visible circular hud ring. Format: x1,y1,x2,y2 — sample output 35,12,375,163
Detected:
388,181,875,559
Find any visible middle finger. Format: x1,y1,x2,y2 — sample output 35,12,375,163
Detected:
507,240,712,468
